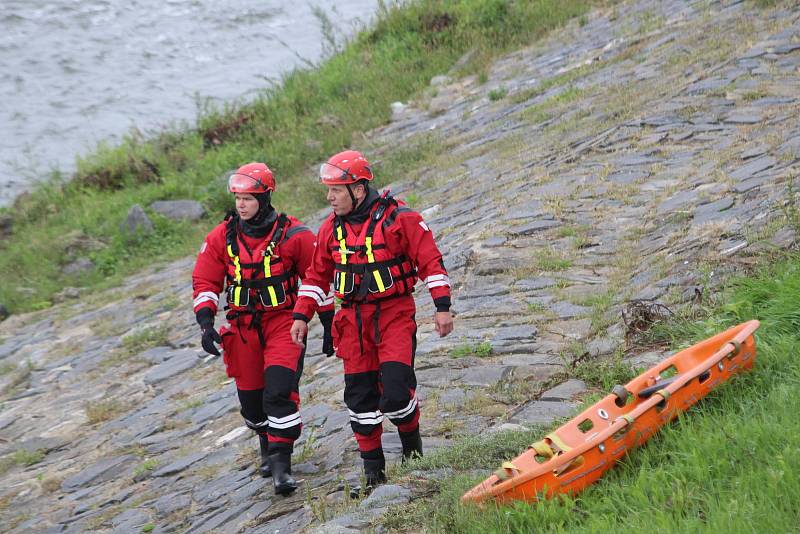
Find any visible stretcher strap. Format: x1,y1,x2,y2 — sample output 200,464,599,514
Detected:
727,340,742,357
494,461,520,481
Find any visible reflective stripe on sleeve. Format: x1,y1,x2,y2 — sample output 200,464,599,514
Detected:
194,291,219,307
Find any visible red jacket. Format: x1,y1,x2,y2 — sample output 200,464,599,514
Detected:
193,214,333,316
294,198,451,321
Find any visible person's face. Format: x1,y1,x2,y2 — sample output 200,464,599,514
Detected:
235,193,260,220
326,183,365,216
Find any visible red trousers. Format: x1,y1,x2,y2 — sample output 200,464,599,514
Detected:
332,295,420,453
220,310,303,444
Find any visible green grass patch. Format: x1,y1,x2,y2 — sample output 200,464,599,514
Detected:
451,341,493,358
0,448,46,476
488,87,508,101
0,0,597,315
379,253,800,533
535,248,573,271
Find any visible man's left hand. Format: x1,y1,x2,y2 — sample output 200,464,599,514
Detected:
434,311,454,337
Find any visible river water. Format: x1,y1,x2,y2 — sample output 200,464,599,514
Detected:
0,0,381,207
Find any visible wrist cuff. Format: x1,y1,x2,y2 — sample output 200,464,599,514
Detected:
293,312,311,323
434,297,451,313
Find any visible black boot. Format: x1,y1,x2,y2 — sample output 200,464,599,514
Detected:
399,428,423,462
350,449,386,498
268,450,297,496
258,435,271,478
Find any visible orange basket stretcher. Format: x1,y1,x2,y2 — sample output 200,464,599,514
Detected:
461,320,760,505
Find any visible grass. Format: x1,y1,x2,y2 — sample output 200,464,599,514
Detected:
0,0,598,315
451,341,493,358
379,252,800,533
0,448,46,477
84,399,129,424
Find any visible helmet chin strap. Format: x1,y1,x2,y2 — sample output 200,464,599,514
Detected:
346,183,357,214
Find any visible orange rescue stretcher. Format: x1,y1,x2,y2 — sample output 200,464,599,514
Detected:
462,320,760,505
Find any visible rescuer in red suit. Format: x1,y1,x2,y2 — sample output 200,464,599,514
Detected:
192,162,334,496
290,150,454,493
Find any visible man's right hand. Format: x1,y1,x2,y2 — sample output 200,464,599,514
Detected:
196,307,222,356
290,320,308,347
201,326,222,356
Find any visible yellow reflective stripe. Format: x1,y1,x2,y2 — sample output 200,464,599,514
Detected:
365,236,375,263
264,255,272,278
374,269,386,292
227,245,241,282
234,287,242,306
336,226,347,266
267,286,278,306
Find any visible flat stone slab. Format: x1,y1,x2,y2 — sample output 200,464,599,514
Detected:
540,379,588,401
510,400,578,425
729,155,776,181
143,349,198,385
61,455,136,492
152,451,208,477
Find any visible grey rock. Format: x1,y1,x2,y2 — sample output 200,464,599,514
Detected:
120,204,154,235
514,277,556,291
143,349,198,385
511,218,561,235
729,155,776,181
359,484,411,509
62,258,94,276
61,455,136,491
430,75,453,87
461,366,510,387
741,146,768,160
192,501,252,534
586,338,618,357
510,400,578,425
257,506,312,534
111,508,151,532
150,200,206,221
723,112,763,124
540,379,587,401
190,394,235,425
152,451,207,477
549,301,590,319
494,324,538,342
693,197,735,224
154,493,191,517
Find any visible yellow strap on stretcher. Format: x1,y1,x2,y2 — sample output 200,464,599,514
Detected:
494,461,520,481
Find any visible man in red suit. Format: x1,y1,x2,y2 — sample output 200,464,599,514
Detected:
192,162,333,495
290,150,454,493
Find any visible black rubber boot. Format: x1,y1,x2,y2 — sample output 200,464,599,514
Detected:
350,449,386,498
268,450,297,496
399,428,423,462
258,435,271,478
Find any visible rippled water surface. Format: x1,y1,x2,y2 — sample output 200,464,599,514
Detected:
0,0,380,206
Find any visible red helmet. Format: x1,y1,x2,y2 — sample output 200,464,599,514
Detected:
228,162,276,194
319,150,373,185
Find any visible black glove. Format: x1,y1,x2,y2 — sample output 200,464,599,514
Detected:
319,310,334,357
196,308,222,357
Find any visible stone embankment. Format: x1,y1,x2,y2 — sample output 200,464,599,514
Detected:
1,0,798,532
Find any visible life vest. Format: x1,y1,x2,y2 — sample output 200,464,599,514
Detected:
224,213,298,311
330,194,417,304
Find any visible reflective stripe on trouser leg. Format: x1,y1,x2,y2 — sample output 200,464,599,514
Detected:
238,388,269,436
344,370,383,452
263,365,302,442
379,361,419,430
